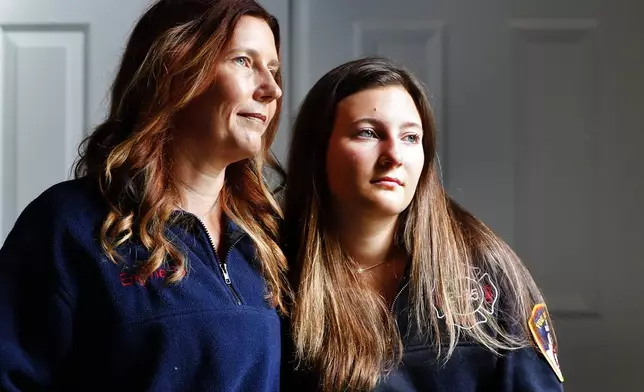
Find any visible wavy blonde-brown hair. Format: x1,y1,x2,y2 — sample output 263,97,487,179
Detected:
74,0,289,312
282,57,548,390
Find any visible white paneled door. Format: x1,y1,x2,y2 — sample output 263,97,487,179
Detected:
291,0,644,391
0,0,152,242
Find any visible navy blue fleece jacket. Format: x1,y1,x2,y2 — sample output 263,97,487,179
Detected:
0,178,281,391
282,271,564,391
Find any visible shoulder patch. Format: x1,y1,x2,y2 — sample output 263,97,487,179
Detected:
528,303,564,382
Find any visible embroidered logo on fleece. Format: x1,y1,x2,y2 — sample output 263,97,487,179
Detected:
528,303,564,382
103,246,179,287
435,272,499,330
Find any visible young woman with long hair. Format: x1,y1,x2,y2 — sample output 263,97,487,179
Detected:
282,57,564,391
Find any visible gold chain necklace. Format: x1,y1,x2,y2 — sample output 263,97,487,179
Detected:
356,259,389,274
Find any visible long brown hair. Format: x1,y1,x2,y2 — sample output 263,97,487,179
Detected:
74,0,289,312
283,57,546,390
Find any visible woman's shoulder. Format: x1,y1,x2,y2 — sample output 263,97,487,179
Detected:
4,177,107,255
0,178,110,309
19,177,106,226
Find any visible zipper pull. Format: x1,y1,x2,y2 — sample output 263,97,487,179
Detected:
220,263,232,285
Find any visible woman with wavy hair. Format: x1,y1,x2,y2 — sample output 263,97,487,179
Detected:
0,0,288,390
281,57,564,391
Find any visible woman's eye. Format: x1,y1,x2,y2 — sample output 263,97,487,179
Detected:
357,129,377,138
404,134,420,144
233,56,251,67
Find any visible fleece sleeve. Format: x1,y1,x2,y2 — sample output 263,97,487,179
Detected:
0,197,75,391
496,346,564,391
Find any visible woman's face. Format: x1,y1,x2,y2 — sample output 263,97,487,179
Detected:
325,86,425,217
175,15,282,167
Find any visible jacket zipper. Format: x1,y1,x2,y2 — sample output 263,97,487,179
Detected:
219,236,244,305
193,215,244,305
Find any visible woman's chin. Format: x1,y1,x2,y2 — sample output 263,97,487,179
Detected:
225,138,264,163
363,196,409,217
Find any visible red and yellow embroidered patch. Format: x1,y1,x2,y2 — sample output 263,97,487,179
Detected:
528,303,564,382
